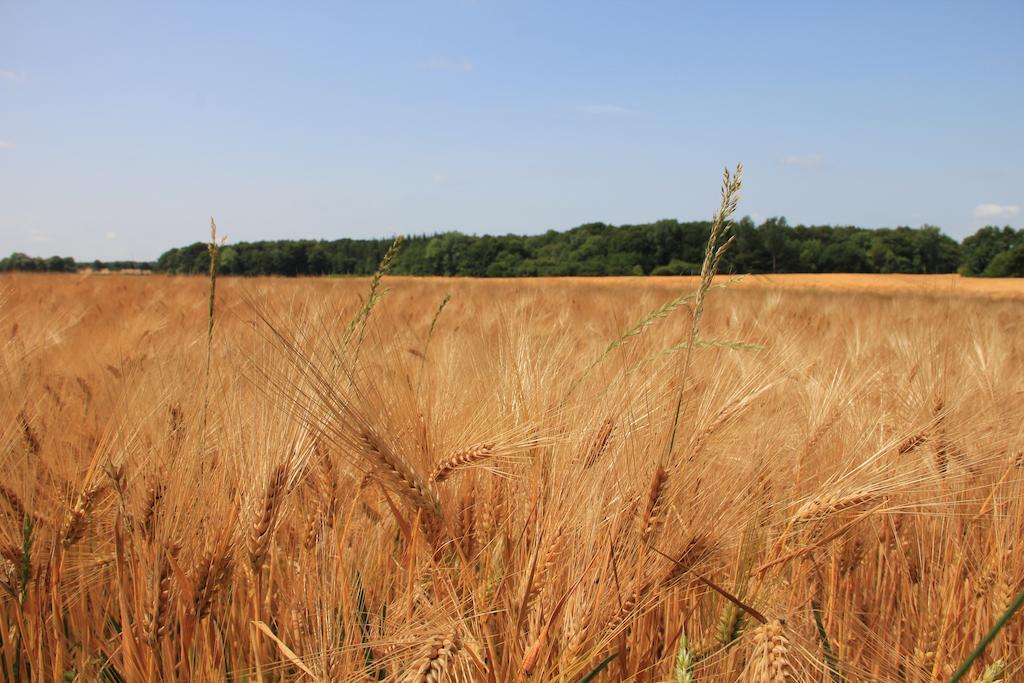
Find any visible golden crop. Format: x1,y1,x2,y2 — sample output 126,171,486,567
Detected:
1,266,1022,681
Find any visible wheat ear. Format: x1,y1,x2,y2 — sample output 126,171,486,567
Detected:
431,442,496,483
249,463,289,573
742,620,793,682
403,630,462,683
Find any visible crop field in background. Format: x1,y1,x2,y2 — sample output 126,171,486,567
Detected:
2,270,1023,681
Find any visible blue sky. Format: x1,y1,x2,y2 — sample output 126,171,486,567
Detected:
1,1,1022,261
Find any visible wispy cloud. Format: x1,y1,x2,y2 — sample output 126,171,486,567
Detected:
973,203,1020,219
421,57,473,72
29,231,52,243
781,153,823,169
0,69,24,83
0,140,14,149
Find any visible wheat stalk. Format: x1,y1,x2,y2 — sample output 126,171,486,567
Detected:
193,546,232,620
742,620,793,682
431,442,496,483
403,630,462,683
361,431,440,517
249,463,289,573
581,417,615,470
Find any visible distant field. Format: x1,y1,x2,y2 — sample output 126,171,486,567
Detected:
465,272,1024,299
711,273,1024,298
73,270,1024,299
1,272,1022,681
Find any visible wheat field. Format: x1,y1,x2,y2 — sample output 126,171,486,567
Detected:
2,265,1023,682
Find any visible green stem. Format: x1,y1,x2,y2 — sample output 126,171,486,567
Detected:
198,219,220,447
948,587,1024,683
812,599,843,683
576,654,617,683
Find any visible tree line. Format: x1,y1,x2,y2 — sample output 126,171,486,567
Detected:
4,219,1023,277
152,218,1024,277
0,253,78,273
0,254,153,273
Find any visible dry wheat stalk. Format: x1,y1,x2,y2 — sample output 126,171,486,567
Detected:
61,482,108,548
193,546,232,620
474,479,499,550
458,483,476,557
605,583,644,639
792,489,875,524
144,547,174,644
661,534,711,586
526,524,565,609
403,630,463,683
431,442,496,483
640,465,669,545
0,485,26,521
521,622,549,676
564,609,591,666
249,463,289,573
0,544,23,593
804,408,840,455
361,431,440,516
742,620,793,682
142,480,165,540
315,441,339,521
17,410,40,456
931,396,951,475
898,432,928,455
581,418,615,470
303,512,322,550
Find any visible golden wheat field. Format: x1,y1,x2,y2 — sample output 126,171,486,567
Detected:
2,269,1024,682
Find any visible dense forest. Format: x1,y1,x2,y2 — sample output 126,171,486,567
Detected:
151,219,1024,277
5,219,1024,277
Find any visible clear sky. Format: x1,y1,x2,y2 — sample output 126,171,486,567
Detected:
1,1,1022,261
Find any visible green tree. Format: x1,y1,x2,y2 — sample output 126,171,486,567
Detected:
960,226,1023,276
